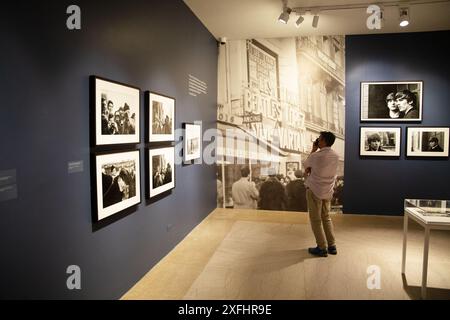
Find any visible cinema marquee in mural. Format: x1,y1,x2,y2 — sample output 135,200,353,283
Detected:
217,36,346,212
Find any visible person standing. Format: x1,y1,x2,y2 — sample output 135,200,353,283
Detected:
231,166,259,209
286,170,307,212
303,132,339,257
258,169,287,211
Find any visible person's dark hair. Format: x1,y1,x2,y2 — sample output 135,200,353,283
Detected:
320,131,336,147
429,137,439,144
294,170,303,179
240,166,250,178
395,90,417,107
386,92,395,101
367,133,382,143
107,100,114,107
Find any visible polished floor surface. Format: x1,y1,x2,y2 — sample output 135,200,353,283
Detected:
122,208,450,300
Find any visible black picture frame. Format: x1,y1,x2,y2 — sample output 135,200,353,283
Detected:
359,127,401,157
406,127,449,158
92,149,141,222
146,91,176,143
148,146,176,199
183,122,202,163
360,81,423,122
90,75,141,147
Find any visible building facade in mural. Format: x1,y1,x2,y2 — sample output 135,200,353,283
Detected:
217,36,345,212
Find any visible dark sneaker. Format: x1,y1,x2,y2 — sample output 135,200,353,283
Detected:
308,246,328,257
328,245,337,255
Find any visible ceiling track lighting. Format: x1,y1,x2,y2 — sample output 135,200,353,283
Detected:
295,15,304,28
312,13,320,28
278,7,292,24
399,7,410,27
277,0,450,28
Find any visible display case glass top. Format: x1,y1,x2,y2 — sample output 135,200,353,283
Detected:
405,199,450,217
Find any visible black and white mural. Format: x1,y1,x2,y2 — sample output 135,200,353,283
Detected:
216,36,345,212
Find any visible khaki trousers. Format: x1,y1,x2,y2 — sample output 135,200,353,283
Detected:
306,189,336,250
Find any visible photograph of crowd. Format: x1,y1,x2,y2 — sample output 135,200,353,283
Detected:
93,76,140,146
95,150,141,221
101,94,136,135
102,160,137,208
360,81,423,121
407,127,449,157
217,166,344,213
148,92,175,142
360,127,401,156
149,147,175,198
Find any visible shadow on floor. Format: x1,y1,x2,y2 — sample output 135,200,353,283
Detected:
250,248,324,273
402,273,450,300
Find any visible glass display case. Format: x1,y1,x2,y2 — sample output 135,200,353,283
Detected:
404,199,450,217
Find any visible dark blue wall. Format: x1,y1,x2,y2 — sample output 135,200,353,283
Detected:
344,31,450,215
0,0,217,299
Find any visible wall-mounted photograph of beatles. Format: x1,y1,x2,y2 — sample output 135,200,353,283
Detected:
360,81,423,121
360,127,401,156
149,147,175,198
95,150,141,221
147,92,175,142
92,76,140,146
406,127,449,157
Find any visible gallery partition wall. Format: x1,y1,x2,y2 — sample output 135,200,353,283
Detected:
0,0,217,299
344,31,450,215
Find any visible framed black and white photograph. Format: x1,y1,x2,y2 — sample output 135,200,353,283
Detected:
149,147,175,198
360,127,401,156
286,162,300,174
406,127,449,157
147,92,175,142
360,81,423,121
183,123,202,162
94,150,141,221
92,76,140,146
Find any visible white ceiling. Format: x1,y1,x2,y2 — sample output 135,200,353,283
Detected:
183,0,450,39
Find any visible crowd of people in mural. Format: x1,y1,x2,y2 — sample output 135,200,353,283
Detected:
217,166,343,212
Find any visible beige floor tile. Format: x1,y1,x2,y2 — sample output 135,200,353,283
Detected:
123,208,450,300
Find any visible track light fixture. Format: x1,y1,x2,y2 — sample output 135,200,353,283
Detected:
295,15,304,28
278,0,292,24
399,7,410,27
312,13,320,28
278,7,292,24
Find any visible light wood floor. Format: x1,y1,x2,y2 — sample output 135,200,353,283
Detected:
122,208,450,300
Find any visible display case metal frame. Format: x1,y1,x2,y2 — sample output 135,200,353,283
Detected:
402,199,450,299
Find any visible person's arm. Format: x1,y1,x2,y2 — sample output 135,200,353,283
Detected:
303,143,319,176
250,182,259,200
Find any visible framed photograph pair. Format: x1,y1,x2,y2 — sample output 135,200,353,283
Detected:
147,91,176,198
92,80,176,146
360,81,423,122
359,127,449,157
91,76,142,222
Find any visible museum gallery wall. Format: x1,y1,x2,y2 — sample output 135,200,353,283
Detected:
0,0,217,299
344,31,450,215
217,37,346,212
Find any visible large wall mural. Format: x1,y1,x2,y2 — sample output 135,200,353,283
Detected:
217,36,345,212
